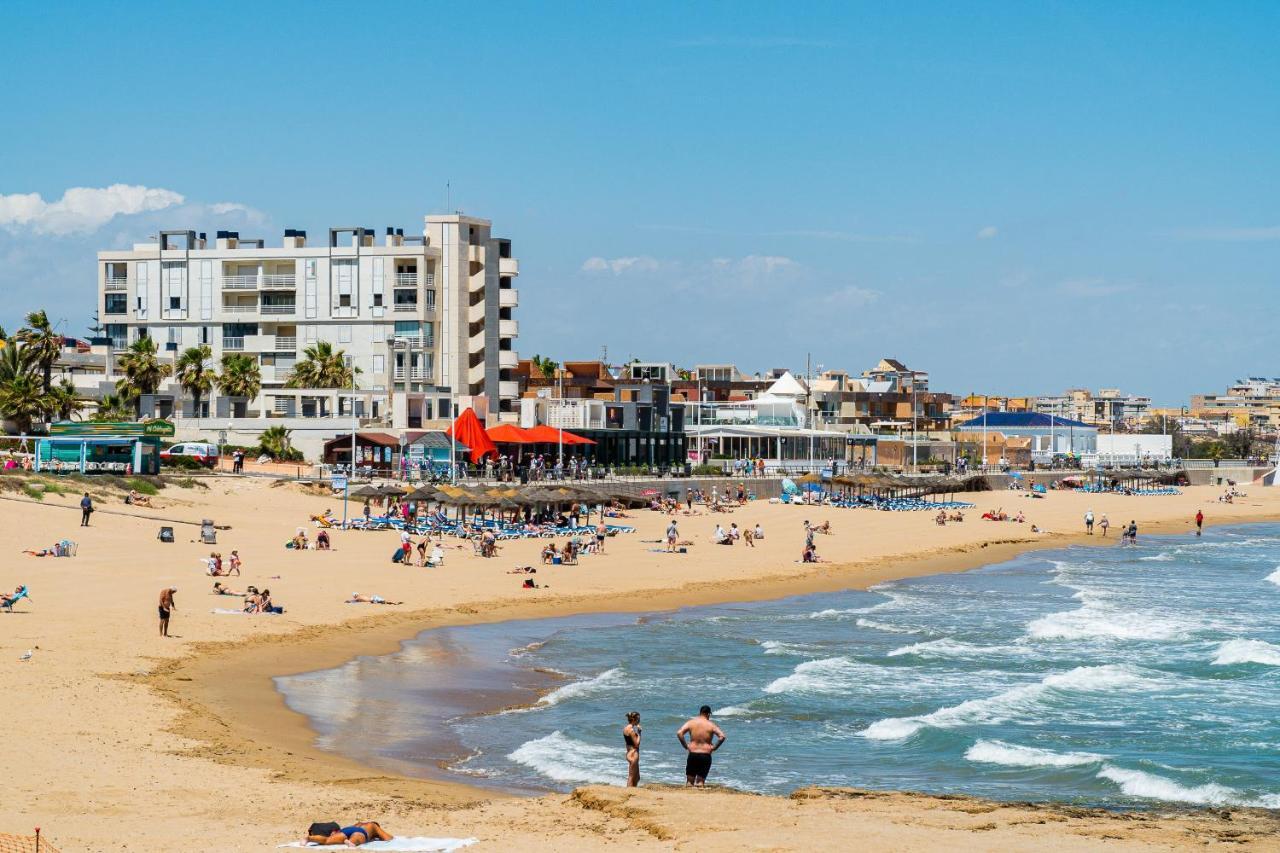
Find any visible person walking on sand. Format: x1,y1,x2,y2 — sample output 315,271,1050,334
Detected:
677,705,726,787
1099,515,1109,537
623,711,642,787
666,519,679,553
595,521,607,555
1195,509,1204,536
1084,509,1094,535
80,492,93,526
158,586,177,637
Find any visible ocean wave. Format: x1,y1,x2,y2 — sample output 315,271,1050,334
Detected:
761,640,817,656
763,657,863,695
536,667,624,707
1266,567,1280,587
715,704,757,717
1212,639,1280,667
507,731,619,784
855,618,921,635
1096,765,1243,807
1027,593,1195,642
1138,552,1174,562
887,638,1031,660
860,664,1159,741
965,739,1103,769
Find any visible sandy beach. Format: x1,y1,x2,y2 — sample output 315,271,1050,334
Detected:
3,474,1279,851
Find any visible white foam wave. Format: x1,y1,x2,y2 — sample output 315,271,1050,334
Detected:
1028,591,1194,642
761,640,814,656
536,667,623,707
861,665,1158,741
715,704,756,717
507,731,618,784
1266,567,1280,587
1096,765,1241,807
965,739,1103,769
763,657,861,695
856,618,921,635
887,638,1030,659
1213,639,1280,667
1138,552,1174,562
807,608,862,620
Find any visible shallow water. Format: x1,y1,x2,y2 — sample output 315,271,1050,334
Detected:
278,524,1280,808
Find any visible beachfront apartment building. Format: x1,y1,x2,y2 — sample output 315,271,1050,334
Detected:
1191,377,1280,430
95,214,521,449
1034,388,1151,428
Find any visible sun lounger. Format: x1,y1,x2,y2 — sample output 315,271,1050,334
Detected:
1,585,30,612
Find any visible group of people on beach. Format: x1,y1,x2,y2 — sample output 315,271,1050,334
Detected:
622,705,728,789
1083,509,1139,543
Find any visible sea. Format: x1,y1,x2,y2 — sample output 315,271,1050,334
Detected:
277,523,1280,810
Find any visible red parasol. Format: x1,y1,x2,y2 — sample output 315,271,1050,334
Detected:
486,423,539,444
445,407,498,462
523,424,597,445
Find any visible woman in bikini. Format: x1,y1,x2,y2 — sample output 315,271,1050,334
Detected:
307,821,393,846
623,711,642,787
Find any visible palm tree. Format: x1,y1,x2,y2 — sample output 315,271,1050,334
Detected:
258,424,294,460
0,341,34,384
116,336,173,416
217,353,262,410
531,354,558,381
14,310,64,395
47,378,84,421
285,341,359,389
175,344,216,419
0,374,47,433
93,392,134,422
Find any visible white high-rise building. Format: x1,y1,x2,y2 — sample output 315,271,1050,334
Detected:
95,214,520,446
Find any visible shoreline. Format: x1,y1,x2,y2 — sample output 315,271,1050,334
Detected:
154,511,1280,808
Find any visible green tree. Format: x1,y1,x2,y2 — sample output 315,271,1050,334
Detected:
47,378,84,421
1142,416,1193,458
116,336,173,416
285,341,358,389
1224,428,1255,460
530,353,558,381
93,392,134,422
217,353,262,404
175,344,216,418
14,310,63,395
257,424,296,460
0,373,47,433
0,342,34,384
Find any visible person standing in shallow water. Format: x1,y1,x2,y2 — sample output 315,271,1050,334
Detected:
623,711,642,787
677,705,726,787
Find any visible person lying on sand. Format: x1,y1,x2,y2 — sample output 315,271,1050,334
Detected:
212,582,245,596
815,520,832,534
508,566,537,574
347,593,402,605
23,546,59,557
306,821,394,846
125,489,154,507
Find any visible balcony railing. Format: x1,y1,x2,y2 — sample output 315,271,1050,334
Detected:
260,304,296,315
261,274,296,289
393,303,419,312
221,275,258,289
222,337,245,351
390,334,435,348
274,336,297,350
222,304,258,314
104,277,128,291
394,273,418,287
393,367,433,381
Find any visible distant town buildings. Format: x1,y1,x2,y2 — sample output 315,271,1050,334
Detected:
1191,377,1280,429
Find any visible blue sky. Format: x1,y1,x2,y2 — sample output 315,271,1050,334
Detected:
2,1,1277,403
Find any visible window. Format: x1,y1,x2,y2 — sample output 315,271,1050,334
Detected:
338,294,352,307
105,324,127,349
169,296,181,310
104,293,127,314
373,293,383,307
372,355,385,374
394,320,419,337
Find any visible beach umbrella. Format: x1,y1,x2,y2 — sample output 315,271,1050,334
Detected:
446,408,498,462
348,484,384,498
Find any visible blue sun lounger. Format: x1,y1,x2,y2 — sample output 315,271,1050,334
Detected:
2,585,30,612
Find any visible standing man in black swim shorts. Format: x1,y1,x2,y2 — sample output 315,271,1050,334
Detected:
158,586,176,637
677,705,726,787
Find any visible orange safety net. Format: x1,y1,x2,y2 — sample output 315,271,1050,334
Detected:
0,833,60,853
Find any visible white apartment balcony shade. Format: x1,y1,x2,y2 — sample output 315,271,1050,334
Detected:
498,287,519,308
499,318,519,338
499,257,519,277
498,349,518,369
499,380,520,398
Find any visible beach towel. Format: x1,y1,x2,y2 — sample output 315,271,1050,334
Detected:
278,837,477,851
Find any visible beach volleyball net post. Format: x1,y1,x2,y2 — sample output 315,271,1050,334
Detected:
0,829,59,853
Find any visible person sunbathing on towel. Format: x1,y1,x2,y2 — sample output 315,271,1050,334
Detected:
347,593,402,605
307,821,393,846
24,545,58,556
212,582,245,596
127,489,154,507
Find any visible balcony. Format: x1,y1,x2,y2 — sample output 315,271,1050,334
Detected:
498,287,519,308
394,273,418,287
260,304,296,316
393,302,419,313
390,334,435,348
274,336,297,351
104,277,128,291
221,275,258,289
499,380,520,398
499,318,519,338
393,367,433,381
468,302,487,323
261,274,296,289
222,304,259,315
499,257,519,277
222,337,245,351
498,349,518,369
468,244,484,263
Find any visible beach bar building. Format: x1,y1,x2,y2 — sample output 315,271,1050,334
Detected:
36,421,171,474
953,412,1096,463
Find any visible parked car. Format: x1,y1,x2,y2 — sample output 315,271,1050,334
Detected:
160,442,220,467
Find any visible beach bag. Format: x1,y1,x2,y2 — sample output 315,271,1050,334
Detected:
308,822,340,838
157,526,174,543
391,547,405,564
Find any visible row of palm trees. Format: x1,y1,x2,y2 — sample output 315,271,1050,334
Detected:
0,310,361,432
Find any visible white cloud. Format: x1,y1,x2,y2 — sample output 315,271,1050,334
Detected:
208,201,267,224
1171,225,1280,242
823,286,880,307
977,225,998,239
0,184,185,234
581,256,660,275
738,254,796,275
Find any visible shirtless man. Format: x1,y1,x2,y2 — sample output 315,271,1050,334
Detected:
158,587,177,637
676,705,726,787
